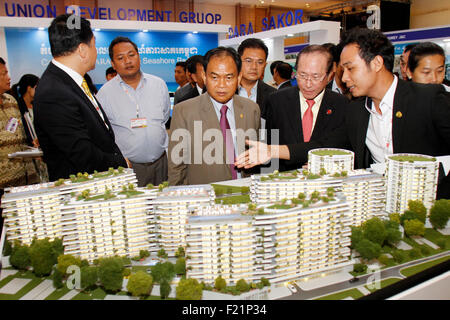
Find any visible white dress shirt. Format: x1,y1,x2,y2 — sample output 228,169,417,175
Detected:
299,89,325,132
365,75,398,163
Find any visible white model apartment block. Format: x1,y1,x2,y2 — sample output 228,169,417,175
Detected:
385,154,439,214
308,148,354,175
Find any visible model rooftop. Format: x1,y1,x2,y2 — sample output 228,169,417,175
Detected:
388,154,436,162
310,148,353,156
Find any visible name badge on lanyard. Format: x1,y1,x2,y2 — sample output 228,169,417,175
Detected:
131,118,147,128
5,117,19,133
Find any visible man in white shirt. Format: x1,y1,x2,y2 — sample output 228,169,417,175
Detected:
34,14,129,181
97,37,170,187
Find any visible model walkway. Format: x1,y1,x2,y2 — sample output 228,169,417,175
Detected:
20,280,53,300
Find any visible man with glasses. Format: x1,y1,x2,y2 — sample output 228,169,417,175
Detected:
237,38,276,115
263,44,349,171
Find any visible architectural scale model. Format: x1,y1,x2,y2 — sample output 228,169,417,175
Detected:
385,154,439,214
0,149,439,286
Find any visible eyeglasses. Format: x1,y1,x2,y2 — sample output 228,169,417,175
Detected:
295,73,327,83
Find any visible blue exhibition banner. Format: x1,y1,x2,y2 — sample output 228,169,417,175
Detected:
5,28,218,92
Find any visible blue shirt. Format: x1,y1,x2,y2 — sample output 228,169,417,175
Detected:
97,72,170,163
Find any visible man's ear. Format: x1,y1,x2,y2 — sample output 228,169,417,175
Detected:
371,55,384,72
238,72,243,86
110,59,116,70
406,68,413,80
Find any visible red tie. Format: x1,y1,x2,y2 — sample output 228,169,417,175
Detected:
302,99,315,142
220,105,237,179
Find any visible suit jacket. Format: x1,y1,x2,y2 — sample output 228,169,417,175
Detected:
168,93,261,185
34,62,127,181
174,83,198,105
278,80,293,90
288,79,450,170
265,86,349,171
257,80,276,116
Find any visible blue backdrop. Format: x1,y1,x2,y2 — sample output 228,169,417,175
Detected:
5,28,218,92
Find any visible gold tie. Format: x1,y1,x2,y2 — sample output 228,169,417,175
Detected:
81,78,94,100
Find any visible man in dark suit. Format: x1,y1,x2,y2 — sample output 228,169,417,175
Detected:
236,29,450,198
273,62,293,90
34,14,129,181
264,44,349,171
237,38,276,115
173,55,205,105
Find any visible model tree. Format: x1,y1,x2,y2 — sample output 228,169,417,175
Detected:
175,257,186,276
404,219,425,237
98,257,124,292
157,248,168,259
52,267,64,289
362,217,387,246
236,279,250,293
214,275,227,291
127,271,153,297
176,278,203,300
10,242,30,270
81,266,98,291
407,200,427,222
355,239,381,261
151,262,175,284
57,254,82,275
160,279,171,299
429,199,450,230
29,238,57,277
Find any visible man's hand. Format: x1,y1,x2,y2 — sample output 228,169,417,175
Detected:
125,157,132,168
235,140,272,169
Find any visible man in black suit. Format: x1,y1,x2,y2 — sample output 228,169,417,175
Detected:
34,14,129,181
236,29,450,198
263,44,349,171
273,62,293,90
237,38,276,115
173,55,205,105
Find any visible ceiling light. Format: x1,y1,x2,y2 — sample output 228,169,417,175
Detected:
142,29,148,32
94,28,101,31
193,31,198,34
38,27,45,30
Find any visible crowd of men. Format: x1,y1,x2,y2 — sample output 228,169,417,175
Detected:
1,14,449,200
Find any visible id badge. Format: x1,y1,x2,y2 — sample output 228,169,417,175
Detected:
131,118,147,128
5,117,19,133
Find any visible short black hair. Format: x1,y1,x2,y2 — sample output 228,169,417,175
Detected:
237,38,269,61
186,55,205,74
408,42,445,73
105,66,116,76
403,43,417,54
48,14,94,58
109,36,139,60
296,44,334,74
270,60,283,75
340,27,395,73
0,57,5,65
204,47,242,74
176,61,187,71
275,62,293,80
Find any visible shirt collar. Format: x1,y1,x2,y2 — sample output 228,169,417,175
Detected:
209,93,234,112
116,71,145,90
299,88,326,106
239,81,258,95
52,59,84,87
365,75,398,116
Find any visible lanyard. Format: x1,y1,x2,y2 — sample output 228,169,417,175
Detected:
120,83,141,118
